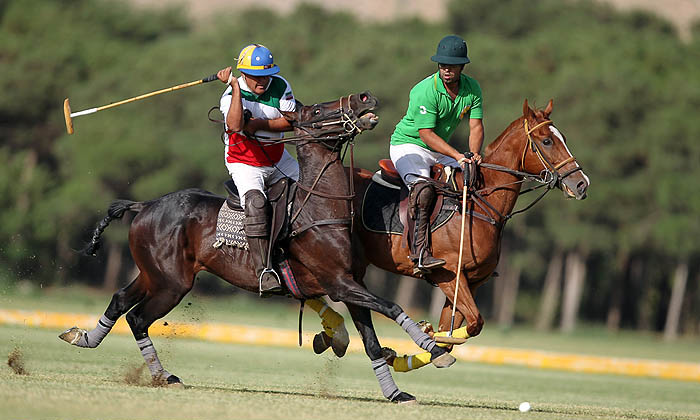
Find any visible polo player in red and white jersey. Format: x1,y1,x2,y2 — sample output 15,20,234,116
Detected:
215,44,350,354
216,43,298,295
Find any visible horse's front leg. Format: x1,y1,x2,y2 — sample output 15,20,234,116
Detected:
435,270,484,337
345,303,416,404
383,271,481,373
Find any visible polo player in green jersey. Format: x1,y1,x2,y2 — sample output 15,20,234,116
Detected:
389,34,484,275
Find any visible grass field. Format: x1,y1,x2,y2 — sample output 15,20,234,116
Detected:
2,287,700,420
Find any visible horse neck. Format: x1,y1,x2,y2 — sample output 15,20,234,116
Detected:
295,142,349,213
480,118,527,218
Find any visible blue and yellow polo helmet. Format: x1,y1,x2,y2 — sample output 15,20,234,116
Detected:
236,44,279,76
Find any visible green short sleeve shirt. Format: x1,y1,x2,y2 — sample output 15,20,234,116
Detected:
390,72,483,150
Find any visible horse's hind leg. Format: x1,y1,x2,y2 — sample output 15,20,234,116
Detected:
125,279,191,387
306,298,349,357
59,273,148,348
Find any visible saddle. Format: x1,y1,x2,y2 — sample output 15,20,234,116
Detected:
223,178,297,253
219,178,305,297
373,159,460,249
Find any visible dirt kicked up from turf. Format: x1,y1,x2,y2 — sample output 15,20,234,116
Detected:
7,347,28,375
120,363,167,387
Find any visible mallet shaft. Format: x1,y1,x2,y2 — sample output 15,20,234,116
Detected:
449,152,473,337
64,73,218,134
87,79,205,115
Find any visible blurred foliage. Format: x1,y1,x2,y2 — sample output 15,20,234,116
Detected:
0,0,698,331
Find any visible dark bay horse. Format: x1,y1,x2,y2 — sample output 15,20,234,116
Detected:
348,99,590,369
59,92,454,403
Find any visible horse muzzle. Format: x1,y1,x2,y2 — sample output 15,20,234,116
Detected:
561,177,588,200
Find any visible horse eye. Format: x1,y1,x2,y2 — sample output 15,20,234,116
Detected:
542,138,553,146
314,109,321,115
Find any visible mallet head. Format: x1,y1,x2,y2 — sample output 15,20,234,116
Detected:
63,98,74,134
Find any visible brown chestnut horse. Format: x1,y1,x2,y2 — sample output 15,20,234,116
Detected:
59,92,454,403
350,99,590,369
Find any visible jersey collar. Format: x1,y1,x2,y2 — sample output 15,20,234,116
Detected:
433,72,468,97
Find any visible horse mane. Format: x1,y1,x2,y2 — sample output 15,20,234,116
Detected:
483,106,549,160
483,117,523,159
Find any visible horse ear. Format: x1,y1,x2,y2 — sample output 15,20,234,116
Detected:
543,99,554,118
522,99,532,119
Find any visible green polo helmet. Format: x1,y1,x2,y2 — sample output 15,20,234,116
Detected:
431,35,470,65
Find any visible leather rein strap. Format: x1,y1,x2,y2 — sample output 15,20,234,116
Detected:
462,119,583,226
290,95,361,237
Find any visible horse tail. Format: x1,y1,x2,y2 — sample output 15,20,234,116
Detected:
82,199,145,257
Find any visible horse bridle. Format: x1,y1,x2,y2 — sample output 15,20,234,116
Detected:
287,94,369,236
521,119,582,187
454,118,584,226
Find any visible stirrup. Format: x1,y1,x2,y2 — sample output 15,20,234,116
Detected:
259,268,282,296
412,252,444,276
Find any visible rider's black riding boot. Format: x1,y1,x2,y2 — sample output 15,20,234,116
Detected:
243,190,282,296
409,181,446,275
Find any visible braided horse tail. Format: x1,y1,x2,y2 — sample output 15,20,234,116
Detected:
82,200,145,257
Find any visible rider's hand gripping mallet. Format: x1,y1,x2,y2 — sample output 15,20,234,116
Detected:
63,73,219,134
448,152,473,337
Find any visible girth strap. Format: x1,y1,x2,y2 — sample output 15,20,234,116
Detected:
290,218,351,237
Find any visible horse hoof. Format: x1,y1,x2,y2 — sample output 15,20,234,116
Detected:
391,391,417,404
431,352,456,368
330,324,349,358
417,320,434,336
381,347,397,366
166,375,184,388
59,327,86,346
312,332,331,354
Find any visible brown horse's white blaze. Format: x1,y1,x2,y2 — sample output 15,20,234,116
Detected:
548,125,590,199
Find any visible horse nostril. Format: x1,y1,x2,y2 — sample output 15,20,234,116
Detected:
577,181,587,193
360,94,368,102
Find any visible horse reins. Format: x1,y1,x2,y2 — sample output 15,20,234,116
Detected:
288,94,365,236
460,118,584,225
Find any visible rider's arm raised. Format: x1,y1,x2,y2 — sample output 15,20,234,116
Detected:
216,67,245,132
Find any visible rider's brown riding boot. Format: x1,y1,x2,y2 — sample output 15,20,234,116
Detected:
409,182,446,275
243,190,282,296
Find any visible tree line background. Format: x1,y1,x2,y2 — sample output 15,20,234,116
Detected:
1,0,699,338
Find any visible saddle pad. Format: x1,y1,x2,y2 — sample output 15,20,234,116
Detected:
213,202,248,249
361,181,458,235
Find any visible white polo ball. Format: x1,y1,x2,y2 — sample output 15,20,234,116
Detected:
519,402,531,412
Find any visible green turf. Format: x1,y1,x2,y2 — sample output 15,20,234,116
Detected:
2,324,700,420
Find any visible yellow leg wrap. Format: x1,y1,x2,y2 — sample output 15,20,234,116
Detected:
306,298,344,337
433,326,470,348
391,352,432,372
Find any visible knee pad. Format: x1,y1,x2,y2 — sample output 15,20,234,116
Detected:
243,190,270,237
409,182,436,217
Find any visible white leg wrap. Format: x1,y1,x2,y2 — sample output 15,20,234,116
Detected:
74,315,115,348
395,312,435,352
136,337,171,380
371,358,401,400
